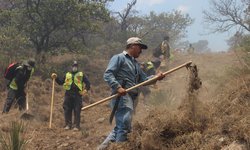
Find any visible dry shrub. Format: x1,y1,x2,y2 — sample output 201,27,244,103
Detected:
120,107,208,150
210,75,250,149
108,62,250,150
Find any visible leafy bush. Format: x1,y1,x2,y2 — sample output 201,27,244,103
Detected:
230,35,250,73
239,36,250,69
0,27,30,56
239,35,250,53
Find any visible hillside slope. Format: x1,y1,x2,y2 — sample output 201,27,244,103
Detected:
1,52,249,150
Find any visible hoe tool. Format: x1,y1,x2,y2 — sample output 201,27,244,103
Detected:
82,61,192,111
49,75,56,128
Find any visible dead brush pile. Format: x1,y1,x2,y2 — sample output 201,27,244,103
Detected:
110,64,250,150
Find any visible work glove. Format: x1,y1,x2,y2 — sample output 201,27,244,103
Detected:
51,73,57,79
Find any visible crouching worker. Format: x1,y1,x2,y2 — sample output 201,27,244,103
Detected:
2,59,35,114
97,37,165,150
51,61,90,131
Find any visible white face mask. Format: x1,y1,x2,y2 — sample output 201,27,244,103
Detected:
72,66,78,72
27,66,32,71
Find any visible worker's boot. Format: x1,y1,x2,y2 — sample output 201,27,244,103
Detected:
64,125,71,130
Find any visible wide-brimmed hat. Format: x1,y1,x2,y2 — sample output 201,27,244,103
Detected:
127,37,148,49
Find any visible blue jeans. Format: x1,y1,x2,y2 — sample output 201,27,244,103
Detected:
103,107,133,144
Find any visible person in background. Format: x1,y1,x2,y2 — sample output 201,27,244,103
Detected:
161,36,171,62
152,35,171,68
2,59,35,113
51,61,90,131
139,58,161,104
187,44,195,54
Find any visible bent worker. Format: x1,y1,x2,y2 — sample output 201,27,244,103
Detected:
152,35,171,68
98,37,165,149
161,36,171,60
2,59,35,113
141,58,161,76
140,58,161,104
51,61,90,131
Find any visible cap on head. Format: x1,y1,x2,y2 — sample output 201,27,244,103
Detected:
23,58,35,67
127,37,148,49
72,60,78,67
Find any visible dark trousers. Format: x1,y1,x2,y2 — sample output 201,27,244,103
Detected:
3,88,26,113
63,94,82,128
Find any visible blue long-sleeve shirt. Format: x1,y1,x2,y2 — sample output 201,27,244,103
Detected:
103,51,148,110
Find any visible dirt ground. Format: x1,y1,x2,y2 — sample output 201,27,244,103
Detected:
0,52,249,150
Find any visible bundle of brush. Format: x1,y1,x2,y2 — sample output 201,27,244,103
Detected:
187,64,202,93
178,63,206,126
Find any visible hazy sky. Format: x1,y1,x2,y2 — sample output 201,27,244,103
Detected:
108,0,235,51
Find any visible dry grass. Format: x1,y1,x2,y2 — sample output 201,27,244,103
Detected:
0,50,249,149
108,61,250,150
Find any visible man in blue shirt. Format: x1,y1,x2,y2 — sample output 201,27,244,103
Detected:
98,37,165,149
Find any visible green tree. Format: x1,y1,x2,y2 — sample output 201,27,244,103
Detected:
0,3,29,56
142,11,193,48
192,40,211,53
0,0,111,55
22,0,110,54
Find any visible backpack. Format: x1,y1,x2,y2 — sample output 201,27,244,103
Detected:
4,62,19,80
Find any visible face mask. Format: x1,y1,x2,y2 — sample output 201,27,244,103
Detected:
72,66,78,72
27,66,32,71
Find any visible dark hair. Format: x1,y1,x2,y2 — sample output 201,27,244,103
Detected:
126,44,132,49
164,36,169,41
126,44,143,49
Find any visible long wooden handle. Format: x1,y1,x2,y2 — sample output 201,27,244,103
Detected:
82,61,192,111
26,84,29,111
26,93,29,111
49,78,56,128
